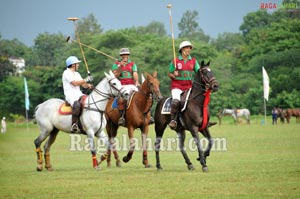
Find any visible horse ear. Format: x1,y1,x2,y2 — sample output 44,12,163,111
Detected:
104,72,109,78
141,73,145,83
152,71,157,78
201,60,204,66
206,60,210,66
109,70,114,77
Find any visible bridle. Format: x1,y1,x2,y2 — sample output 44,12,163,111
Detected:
85,77,125,112
193,67,215,91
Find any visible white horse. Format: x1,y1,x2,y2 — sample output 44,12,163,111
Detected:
218,108,250,125
33,70,130,171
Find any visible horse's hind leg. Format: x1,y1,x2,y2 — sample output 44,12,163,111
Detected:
34,131,51,171
43,128,59,171
177,131,194,170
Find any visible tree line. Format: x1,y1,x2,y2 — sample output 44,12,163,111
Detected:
0,2,300,120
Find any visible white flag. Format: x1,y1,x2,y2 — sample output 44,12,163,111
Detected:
262,66,269,101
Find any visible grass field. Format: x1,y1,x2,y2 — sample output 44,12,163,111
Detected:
0,118,299,199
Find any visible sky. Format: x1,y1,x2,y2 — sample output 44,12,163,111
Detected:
0,0,283,47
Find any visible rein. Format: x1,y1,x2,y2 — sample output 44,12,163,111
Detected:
84,77,122,112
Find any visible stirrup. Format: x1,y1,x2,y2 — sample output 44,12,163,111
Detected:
118,117,125,126
168,120,177,130
149,116,155,125
71,123,79,132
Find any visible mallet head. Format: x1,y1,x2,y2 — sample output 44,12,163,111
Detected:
67,17,79,21
167,4,172,9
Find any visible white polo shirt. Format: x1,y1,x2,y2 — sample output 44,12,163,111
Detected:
62,68,84,105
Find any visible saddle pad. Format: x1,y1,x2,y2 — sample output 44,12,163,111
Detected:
112,98,118,109
161,97,172,114
58,103,72,115
58,95,87,115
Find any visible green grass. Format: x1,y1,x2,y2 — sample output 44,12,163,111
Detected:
0,120,299,199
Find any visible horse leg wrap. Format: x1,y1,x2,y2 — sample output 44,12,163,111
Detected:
35,148,43,171
92,154,98,168
36,148,43,164
44,152,52,171
143,150,149,166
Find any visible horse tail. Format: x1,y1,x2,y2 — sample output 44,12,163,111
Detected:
32,104,40,124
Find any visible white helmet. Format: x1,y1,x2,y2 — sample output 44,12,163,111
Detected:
2,117,5,120
119,48,130,55
66,56,81,67
179,41,193,52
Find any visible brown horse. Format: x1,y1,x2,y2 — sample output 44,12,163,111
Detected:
154,61,219,172
284,108,300,123
99,71,163,168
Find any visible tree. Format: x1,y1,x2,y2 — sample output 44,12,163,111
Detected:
211,32,245,52
0,55,16,82
76,13,103,36
31,32,68,66
135,21,167,36
178,10,210,43
239,10,272,39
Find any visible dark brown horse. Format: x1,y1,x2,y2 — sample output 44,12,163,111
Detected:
154,61,219,172
99,71,163,168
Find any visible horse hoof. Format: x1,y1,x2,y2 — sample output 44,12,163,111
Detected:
157,166,163,171
107,162,112,168
144,164,152,168
46,167,53,171
123,156,130,163
188,164,195,170
94,166,102,171
116,161,122,167
202,166,208,172
36,165,43,172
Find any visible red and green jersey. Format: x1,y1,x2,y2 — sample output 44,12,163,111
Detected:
169,55,200,90
112,59,138,85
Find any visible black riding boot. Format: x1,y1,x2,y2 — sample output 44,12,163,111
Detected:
117,98,126,126
71,100,81,133
168,99,180,130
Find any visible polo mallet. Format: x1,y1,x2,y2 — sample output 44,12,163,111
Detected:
66,36,118,61
167,4,177,68
67,17,90,75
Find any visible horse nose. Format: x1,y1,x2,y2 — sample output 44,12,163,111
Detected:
121,90,130,100
211,82,219,92
157,94,163,100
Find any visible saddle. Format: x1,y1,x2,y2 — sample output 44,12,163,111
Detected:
58,96,87,115
110,92,136,110
161,89,192,114
161,89,212,131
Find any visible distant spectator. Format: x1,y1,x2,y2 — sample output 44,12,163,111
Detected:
272,107,278,125
1,117,7,133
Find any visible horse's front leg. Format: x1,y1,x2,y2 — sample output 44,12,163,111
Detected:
192,128,208,172
141,125,151,168
86,132,99,170
123,127,135,163
177,130,194,170
201,128,213,160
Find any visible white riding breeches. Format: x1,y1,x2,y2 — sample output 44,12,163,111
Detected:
171,88,184,101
